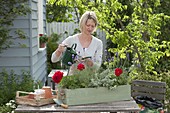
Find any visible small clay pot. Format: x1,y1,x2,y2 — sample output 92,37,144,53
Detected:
42,86,52,98
28,92,35,99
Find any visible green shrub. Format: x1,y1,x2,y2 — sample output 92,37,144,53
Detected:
0,69,34,105
46,33,66,73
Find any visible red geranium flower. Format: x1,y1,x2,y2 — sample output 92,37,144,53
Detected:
77,63,85,71
39,34,43,37
114,68,123,76
52,71,64,83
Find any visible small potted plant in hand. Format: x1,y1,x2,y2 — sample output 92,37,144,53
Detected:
39,33,48,48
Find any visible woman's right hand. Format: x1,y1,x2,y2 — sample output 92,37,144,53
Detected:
55,44,67,56
57,44,67,52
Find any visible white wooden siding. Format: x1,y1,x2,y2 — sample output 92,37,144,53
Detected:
0,48,30,57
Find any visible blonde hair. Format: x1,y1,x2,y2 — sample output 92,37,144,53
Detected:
79,11,98,33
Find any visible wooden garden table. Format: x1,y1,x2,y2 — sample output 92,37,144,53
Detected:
15,99,140,113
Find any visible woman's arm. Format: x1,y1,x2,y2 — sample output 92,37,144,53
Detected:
51,36,73,63
93,40,103,69
81,39,103,69
51,44,66,63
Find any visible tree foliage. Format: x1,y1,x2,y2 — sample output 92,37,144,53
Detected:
46,0,91,23
93,0,170,74
46,0,73,22
0,0,30,53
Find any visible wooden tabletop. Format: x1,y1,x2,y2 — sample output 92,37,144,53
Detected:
15,99,140,113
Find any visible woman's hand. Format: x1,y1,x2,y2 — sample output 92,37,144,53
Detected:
76,57,93,67
55,44,67,56
84,58,93,67
58,44,66,52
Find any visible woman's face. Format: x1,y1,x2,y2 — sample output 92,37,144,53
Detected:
83,19,96,35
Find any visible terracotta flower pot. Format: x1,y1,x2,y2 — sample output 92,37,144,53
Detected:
40,43,46,48
42,86,52,98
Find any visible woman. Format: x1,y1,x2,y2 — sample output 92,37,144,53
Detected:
51,11,103,74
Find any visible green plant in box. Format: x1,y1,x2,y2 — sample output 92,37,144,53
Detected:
58,62,129,90
59,66,95,89
89,67,129,90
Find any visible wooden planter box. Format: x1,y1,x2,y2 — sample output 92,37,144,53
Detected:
58,85,131,105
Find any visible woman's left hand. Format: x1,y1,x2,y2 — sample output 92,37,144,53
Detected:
84,58,93,67
75,57,93,67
